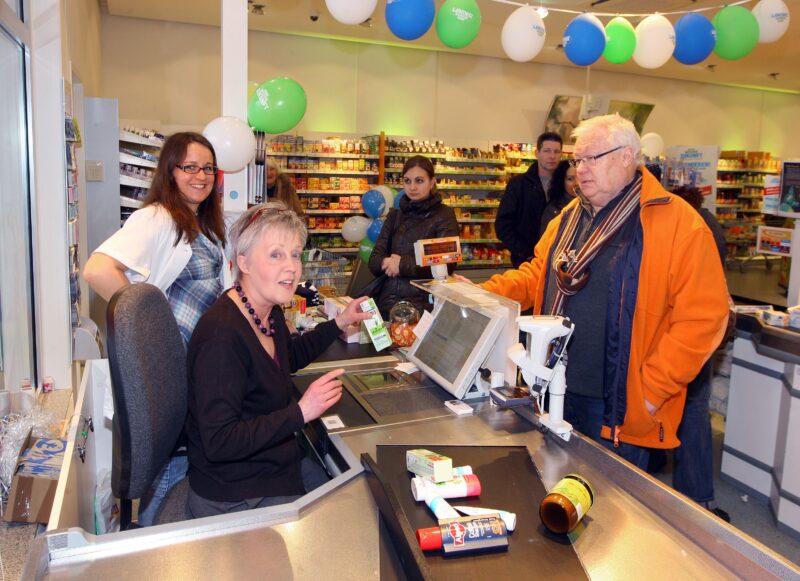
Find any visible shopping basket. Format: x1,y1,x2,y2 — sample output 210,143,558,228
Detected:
302,248,350,296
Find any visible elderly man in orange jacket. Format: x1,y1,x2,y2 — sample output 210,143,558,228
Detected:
481,114,729,469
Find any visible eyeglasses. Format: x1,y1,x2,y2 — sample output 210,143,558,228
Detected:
176,164,218,175
569,146,623,168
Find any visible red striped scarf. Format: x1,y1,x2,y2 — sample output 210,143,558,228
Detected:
548,176,643,316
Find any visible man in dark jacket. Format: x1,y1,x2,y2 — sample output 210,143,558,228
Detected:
496,132,563,268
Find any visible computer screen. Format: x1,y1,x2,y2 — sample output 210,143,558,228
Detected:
406,298,503,400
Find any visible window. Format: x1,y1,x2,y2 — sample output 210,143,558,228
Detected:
0,25,36,389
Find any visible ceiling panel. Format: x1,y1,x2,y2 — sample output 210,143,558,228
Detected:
105,0,800,92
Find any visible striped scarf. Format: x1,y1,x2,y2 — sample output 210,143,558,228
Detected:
548,175,642,316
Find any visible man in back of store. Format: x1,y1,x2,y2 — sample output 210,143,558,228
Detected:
495,132,563,268
480,114,729,469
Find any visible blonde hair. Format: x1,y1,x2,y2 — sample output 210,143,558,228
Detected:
572,114,643,164
229,201,307,279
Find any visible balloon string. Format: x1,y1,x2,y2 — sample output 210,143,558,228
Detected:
488,0,752,18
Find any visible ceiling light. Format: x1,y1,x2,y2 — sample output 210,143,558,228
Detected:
537,7,549,18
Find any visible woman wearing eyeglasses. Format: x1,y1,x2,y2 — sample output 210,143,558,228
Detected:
83,131,226,525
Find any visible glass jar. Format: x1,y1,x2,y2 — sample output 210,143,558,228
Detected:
389,301,420,347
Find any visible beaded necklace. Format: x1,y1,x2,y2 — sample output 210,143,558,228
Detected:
234,281,276,336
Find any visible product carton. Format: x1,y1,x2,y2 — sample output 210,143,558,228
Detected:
324,296,369,343
3,431,66,524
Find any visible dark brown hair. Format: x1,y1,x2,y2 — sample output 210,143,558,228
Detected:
670,185,704,210
401,155,437,196
143,132,226,246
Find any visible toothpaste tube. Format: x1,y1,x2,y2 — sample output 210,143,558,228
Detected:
425,495,461,520
411,474,482,502
452,505,517,532
417,515,508,554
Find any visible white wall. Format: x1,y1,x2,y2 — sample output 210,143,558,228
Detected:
100,14,800,158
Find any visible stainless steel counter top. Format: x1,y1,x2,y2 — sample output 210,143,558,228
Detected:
27,402,798,580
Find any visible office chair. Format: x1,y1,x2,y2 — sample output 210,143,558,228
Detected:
106,283,189,529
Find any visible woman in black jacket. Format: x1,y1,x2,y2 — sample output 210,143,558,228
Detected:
368,155,459,317
540,160,578,234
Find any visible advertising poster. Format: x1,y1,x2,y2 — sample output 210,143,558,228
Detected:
664,146,721,208
762,173,782,215
777,160,800,217
756,226,793,257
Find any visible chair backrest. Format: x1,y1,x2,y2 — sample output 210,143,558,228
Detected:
345,257,377,297
106,283,188,500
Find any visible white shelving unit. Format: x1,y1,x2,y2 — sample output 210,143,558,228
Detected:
119,129,163,223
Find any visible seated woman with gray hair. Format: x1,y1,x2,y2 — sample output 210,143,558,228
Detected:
185,202,369,518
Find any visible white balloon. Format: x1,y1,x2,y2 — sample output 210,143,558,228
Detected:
325,0,378,25
752,0,790,43
202,116,256,173
641,133,665,158
342,216,371,243
375,185,395,216
501,6,546,63
633,14,675,69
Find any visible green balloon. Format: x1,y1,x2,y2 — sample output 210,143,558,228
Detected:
359,237,375,263
436,0,481,49
603,17,636,64
712,6,759,60
248,77,307,134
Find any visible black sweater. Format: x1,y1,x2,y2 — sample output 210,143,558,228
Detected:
185,294,340,502
495,162,547,268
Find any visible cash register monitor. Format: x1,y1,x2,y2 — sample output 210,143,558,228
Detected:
406,298,504,400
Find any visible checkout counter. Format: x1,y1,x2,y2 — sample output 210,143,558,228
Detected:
722,314,800,539
21,283,799,580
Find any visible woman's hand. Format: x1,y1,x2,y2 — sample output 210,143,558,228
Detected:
382,254,402,277
334,296,372,331
299,368,345,423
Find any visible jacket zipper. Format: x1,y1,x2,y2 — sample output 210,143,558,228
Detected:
659,421,664,442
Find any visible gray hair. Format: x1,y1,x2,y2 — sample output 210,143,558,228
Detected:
229,201,307,280
572,113,643,164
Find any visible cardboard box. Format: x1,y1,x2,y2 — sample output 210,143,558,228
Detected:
3,431,66,524
324,296,368,343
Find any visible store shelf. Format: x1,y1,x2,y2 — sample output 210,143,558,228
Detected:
716,183,743,188
119,130,163,148
305,209,362,215
458,218,495,223
738,208,763,213
120,196,144,209
267,151,378,159
445,157,505,165
298,190,366,195
716,168,779,174
462,238,502,243
120,174,152,188
325,247,359,253
309,229,344,234
739,195,763,200
447,203,500,209
119,152,158,168
284,169,379,175
741,183,767,188
385,151,446,159
716,203,739,208
437,185,505,191
505,167,529,174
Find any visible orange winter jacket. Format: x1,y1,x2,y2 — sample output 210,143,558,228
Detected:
482,168,729,449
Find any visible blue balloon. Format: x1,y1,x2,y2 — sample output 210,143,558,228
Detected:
386,0,435,41
673,13,715,65
563,15,606,66
362,189,386,219
367,218,385,242
393,190,406,208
